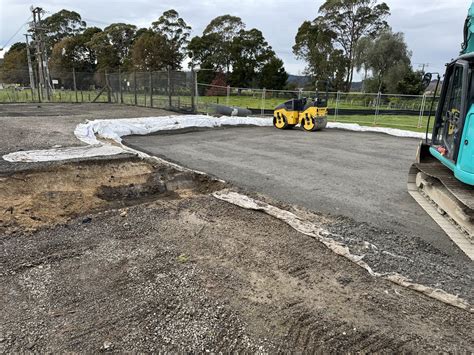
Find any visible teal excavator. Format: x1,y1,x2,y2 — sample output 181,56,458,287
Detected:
408,3,474,258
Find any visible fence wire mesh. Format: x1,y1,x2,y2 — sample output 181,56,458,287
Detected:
195,83,439,131
0,68,196,112
0,68,439,131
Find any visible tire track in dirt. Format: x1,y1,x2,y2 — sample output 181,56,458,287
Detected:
279,302,418,352
2,163,473,352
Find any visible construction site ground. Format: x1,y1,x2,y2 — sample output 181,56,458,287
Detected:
0,103,472,352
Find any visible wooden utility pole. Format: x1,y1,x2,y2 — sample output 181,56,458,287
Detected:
29,7,52,101
24,34,36,101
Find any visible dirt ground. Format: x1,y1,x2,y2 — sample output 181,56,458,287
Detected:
0,103,173,174
124,127,473,301
1,104,473,352
0,103,172,155
0,157,223,235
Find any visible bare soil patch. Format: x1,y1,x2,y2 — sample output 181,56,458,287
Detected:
0,157,224,235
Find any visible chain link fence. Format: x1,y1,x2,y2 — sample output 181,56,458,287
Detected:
0,68,196,112
0,68,438,131
196,84,439,131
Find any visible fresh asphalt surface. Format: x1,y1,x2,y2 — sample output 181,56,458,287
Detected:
124,126,459,256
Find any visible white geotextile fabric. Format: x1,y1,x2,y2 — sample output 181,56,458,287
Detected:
3,114,425,162
3,145,126,162
74,115,272,145
213,190,473,312
327,122,428,139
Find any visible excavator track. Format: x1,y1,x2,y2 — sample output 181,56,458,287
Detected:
408,160,474,260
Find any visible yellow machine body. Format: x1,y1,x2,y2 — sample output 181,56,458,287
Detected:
273,98,328,131
274,108,299,127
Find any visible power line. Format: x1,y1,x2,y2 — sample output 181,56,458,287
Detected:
82,17,111,26
414,62,431,73
40,10,109,26
1,15,32,50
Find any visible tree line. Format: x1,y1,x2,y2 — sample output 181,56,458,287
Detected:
1,0,426,94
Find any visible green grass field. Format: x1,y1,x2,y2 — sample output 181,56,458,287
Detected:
0,88,426,111
195,94,426,111
332,114,433,133
0,88,432,132
0,88,110,103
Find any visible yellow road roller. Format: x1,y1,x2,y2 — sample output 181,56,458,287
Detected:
273,98,328,131
273,86,329,131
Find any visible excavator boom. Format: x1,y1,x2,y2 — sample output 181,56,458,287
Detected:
461,2,474,55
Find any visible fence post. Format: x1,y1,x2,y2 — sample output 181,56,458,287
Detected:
30,87,35,104
118,69,123,104
298,88,303,100
196,72,200,113
149,71,153,108
417,93,427,128
73,67,78,103
105,70,111,103
226,85,230,106
134,70,137,106
191,69,197,113
374,92,381,125
334,91,341,121
34,67,41,103
261,88,266,116
167,66,172,109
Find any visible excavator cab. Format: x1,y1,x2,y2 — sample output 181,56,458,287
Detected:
425,57,474,185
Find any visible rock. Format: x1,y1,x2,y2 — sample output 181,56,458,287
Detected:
82,217,92,224
120,210,127,217
101,341,113,351
336,276,353,286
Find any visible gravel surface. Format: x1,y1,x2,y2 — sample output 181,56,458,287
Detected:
0,103,173,155
325,216,473,302
123,127,449,252
0,103,172,174
2,195,473,352
124,126,473,301
1,104,472,352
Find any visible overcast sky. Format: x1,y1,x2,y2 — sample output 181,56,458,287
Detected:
0,0,470,78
